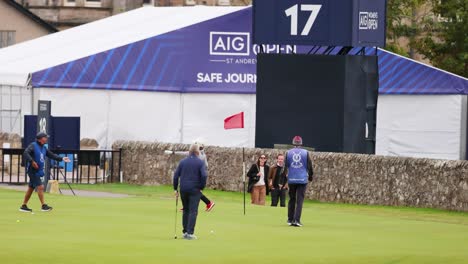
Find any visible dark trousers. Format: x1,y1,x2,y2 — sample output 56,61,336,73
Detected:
271,188,287,207
200,194,211,205
181,191,202,235
288,184,307,222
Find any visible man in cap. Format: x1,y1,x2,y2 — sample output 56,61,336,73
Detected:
285,136,314,227
19,132,71,212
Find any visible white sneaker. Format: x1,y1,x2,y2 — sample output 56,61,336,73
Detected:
294,221,303,227
184,234,198,240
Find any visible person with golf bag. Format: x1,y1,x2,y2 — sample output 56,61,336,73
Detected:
173,144,207,240
268,154,288,207
285,136,313,227
20,132,71,212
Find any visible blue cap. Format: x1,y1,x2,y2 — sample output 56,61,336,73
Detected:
36,132,48,139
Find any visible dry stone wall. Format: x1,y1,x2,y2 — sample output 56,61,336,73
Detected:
113,141,468,212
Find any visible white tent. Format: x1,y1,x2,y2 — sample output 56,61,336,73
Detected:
1,6,467,160
0,6,255,148
372,50,468,160
377,95,467,159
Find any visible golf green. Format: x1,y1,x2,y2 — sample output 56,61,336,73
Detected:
1,184,467,264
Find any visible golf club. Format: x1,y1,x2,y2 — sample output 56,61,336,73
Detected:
169,150,179,239
174,190,179,239
242,147,246,215
164,150,188,156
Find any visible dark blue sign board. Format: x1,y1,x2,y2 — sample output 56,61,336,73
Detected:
24,115,80,150
253,0,386,47
24,115,81,175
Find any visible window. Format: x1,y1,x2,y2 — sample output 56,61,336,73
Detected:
0,31,16,48
64,0,76,6
143,0,155,5
85,0,101,7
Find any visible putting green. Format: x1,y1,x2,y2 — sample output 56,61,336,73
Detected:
1,184,467,264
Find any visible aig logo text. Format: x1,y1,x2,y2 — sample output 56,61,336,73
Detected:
359,12,379,30
210,32,250,56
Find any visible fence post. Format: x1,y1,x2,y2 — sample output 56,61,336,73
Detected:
1,151,4,182
118,148,122,183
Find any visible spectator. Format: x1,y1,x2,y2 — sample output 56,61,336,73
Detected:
194,140,215,212
247,154,270,205
268,154,288,207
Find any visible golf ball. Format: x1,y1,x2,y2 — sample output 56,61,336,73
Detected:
31,212,35,215
210,230,214,234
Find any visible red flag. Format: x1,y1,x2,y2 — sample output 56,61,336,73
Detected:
224,112,244,129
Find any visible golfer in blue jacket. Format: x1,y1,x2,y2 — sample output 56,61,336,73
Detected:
173,144,207,240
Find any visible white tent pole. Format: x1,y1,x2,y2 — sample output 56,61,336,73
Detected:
179,93,185,144
0,86,2,132
460,95,468,159
105,90,111,149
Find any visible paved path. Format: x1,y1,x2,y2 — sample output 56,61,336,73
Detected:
0,184,130,198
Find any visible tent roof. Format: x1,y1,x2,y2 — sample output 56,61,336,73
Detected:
0,6,248,86
310,46,468,94
0,6,466,95
375,49,467,95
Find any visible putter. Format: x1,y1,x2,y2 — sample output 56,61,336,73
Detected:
174,190,179,239
170,151,180,239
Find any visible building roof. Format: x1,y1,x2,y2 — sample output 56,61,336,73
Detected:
5,0,58,33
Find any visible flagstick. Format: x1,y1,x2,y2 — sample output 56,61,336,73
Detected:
243,147,246,215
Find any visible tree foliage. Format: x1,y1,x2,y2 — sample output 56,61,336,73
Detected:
385,0,467,77
414,0,467,77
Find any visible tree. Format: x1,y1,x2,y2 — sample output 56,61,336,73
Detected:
386,0,467,77
386,0,410,56
413,0,467,77
385,0,429,58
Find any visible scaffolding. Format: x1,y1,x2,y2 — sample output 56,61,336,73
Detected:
0,85,33,136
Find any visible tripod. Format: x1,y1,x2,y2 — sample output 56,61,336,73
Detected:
55,165,76,196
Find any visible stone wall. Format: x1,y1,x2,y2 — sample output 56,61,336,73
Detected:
113,141,468,212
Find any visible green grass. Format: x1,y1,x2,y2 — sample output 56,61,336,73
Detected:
1,184,467,264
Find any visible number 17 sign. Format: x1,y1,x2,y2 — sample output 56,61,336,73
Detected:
253,0,387,47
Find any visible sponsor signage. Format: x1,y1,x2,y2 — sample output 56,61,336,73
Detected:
253,0,386,47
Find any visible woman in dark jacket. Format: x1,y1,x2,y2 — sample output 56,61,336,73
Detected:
247,154,270,205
